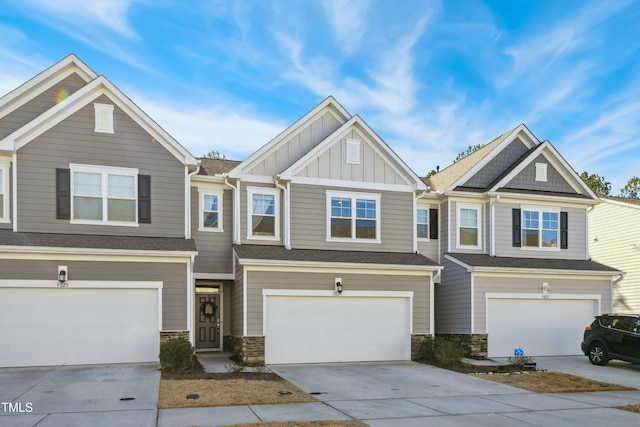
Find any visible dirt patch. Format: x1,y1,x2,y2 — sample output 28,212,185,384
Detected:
227,422,369,427
472,371,635,393
618,403,640,414
158,378,316,408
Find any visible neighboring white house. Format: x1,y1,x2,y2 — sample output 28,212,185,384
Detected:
589,196,640,313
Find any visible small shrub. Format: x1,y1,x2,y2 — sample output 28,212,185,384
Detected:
417,336,465,365
417,336,436,363
159,338,194,371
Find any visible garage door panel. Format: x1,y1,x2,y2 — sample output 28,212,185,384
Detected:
265,295,411,364
487,298,598,357
0,288,159,367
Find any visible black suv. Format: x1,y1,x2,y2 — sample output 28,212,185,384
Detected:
581,314,640,365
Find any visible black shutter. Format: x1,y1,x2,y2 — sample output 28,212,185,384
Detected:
429,208,438,240
512,208,521,247
56,168,71,220
138,175,151,224
560,211,568,249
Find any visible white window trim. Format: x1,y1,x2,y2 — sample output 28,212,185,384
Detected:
94,103,114,134
535,163,548,182
345,139,361,165
198,188,224,232
70,163,139,227
456,202,482,250
247,187,280,241
416,205,429,241
325,190,381,243
0,162,9,223
520,205,561,251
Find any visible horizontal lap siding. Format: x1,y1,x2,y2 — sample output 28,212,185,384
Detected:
0,259,188,330
191,187,233,274
245,270,430,335
494,203,587,259
16,95,185,237
290,184,414,252
0,74,88,140
473,275,612,333
435,258,471,333
231,266,244,335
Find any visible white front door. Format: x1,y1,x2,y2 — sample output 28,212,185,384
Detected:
487,297,599,357
264,292,412,364
0,286,160,367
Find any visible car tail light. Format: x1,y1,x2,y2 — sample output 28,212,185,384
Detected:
584,326,592,331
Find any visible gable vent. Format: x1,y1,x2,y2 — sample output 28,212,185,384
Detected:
535,163,548,182
94,103,114,134
345,139,361,164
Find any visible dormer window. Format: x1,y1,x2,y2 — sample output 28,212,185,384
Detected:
94,103,114,134
535,163,548,182
345,139,361,164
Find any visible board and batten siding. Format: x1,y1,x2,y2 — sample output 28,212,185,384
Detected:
289,184,414,252
494,203,587,259
246,110,344,177
0,74,88,140
244,270,431,336
16,95,186,237
297,129,411,186
589,201,640,313
190,186,234,274
0,259,188,330
434,258,472,334
473,275,612,334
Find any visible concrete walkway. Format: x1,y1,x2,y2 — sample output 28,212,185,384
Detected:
158,358,640,427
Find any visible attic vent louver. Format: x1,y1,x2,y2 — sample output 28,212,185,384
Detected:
345,139,361,165
94,103,114,134
535,163,548,182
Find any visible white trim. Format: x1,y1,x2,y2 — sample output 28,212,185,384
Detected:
520,205,561,251
262,289,414,298
94,103,114,133
535,162,548,182
416,204,430,243
12,153,17,231
443,254,474,272
69,163,138,226
198,188,224,232
229,98,351,179
194,273,235,280
326,190,381,243
0,280,162,289
470,275,475,334
455,202,483,250
187,255,195,346
345,138,361,164
290,176,417,192
243,263,440,276
246,186,280,241
0,247,196,260
429,275,435,335
0,161,9,223
243,264,248,336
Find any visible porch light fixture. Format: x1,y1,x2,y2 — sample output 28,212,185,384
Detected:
58,266,68,287
335,278,343,295
542,282,550,294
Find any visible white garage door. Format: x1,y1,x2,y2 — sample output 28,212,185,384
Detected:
265,292,411,364
487,297,598,357
0,286,160,367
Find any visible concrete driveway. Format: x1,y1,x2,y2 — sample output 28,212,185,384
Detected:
534,355,640,389
0,363,159,427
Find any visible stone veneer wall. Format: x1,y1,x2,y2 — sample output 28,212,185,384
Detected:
437,334,488,359
411,334,432,360
160,331,190,344
228,336,265,366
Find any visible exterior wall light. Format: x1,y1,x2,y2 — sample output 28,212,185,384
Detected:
335,278,343,295
58,266,68,287
542,282,550,294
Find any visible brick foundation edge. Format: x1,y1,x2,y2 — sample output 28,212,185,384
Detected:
159,331,189,344
437,334,488,359
227,336,265,366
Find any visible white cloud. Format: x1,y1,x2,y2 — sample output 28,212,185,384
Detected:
321,0,372,54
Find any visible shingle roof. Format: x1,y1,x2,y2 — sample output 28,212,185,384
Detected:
198,158,242,176
446,253,619,273
0,230,197,252
234,244,440,267
427,126,519,192
601,196,640,206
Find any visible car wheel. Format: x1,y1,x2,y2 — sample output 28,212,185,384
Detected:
588,342,609,366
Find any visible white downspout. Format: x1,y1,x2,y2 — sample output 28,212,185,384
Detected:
489,194,499,257
275,176,291,249
185,164,200,239
12,152,17,232
224,175,241,245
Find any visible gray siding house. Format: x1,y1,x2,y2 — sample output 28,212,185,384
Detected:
427,125,620,358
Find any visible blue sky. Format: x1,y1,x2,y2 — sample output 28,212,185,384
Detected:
1,0,639,192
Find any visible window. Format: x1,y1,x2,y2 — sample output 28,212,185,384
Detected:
70,164,137,225
247,187,279,240
535,163,548,182
522,206,559,248
94,103,114,134
326,191,381,242
417,208,428,239
345,139,361,164
457,203,481,248
199,189,223,232
0,162,8,222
